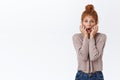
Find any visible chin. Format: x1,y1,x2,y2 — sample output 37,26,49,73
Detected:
87,31,91,34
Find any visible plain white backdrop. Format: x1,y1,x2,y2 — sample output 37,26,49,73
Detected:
0,0,119,80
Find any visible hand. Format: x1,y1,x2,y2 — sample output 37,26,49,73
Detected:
80,24,88,38
90,25,98,39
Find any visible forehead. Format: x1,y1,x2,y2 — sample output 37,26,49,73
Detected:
83,15,95,20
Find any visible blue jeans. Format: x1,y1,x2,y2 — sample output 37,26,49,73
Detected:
75,70,104,80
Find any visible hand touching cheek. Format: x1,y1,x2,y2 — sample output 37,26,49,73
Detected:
80,25,88,38
90,25,98,39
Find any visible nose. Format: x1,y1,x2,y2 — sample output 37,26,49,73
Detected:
88,22,91,26
86,22,92,28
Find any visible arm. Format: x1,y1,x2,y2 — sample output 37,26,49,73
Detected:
89,34,107,61
72,34,89,61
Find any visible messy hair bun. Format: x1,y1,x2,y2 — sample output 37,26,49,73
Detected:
85,4,94,13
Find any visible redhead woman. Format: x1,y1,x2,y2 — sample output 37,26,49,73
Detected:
72,4,106,80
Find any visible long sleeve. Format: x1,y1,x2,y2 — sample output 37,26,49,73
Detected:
89,34,107,61
72,34,89,61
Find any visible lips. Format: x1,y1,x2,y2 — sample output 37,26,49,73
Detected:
86,28,91,30
86,28,92,33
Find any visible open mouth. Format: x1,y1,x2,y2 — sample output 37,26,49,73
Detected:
86,28,91,33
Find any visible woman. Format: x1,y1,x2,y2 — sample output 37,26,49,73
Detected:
72,4,106,80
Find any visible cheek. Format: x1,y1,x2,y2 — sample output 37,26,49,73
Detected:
91,23,96,27
82,22,87,26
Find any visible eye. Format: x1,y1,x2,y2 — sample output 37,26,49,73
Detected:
84,20,88,22
90,20,95,23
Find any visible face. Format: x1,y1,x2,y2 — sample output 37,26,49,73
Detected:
82,15,96,33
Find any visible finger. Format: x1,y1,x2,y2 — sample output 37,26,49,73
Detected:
95,25,97,29
80,25,83,32
84,27,87,31
81,24,85,28
92,27,95,30
80,25,84,29
95,25,98,29
80,25,82,29
96,25,98,30
95,25,98,31
93,25,97,30
83,28,87,33
82,25,85,29
94,26,97,31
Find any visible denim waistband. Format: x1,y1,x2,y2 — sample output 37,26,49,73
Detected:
76,70,104,80
77,70,102,76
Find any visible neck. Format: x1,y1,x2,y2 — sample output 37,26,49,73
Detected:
88,34,90,39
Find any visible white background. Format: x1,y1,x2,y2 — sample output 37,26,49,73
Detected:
0,0,119,80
